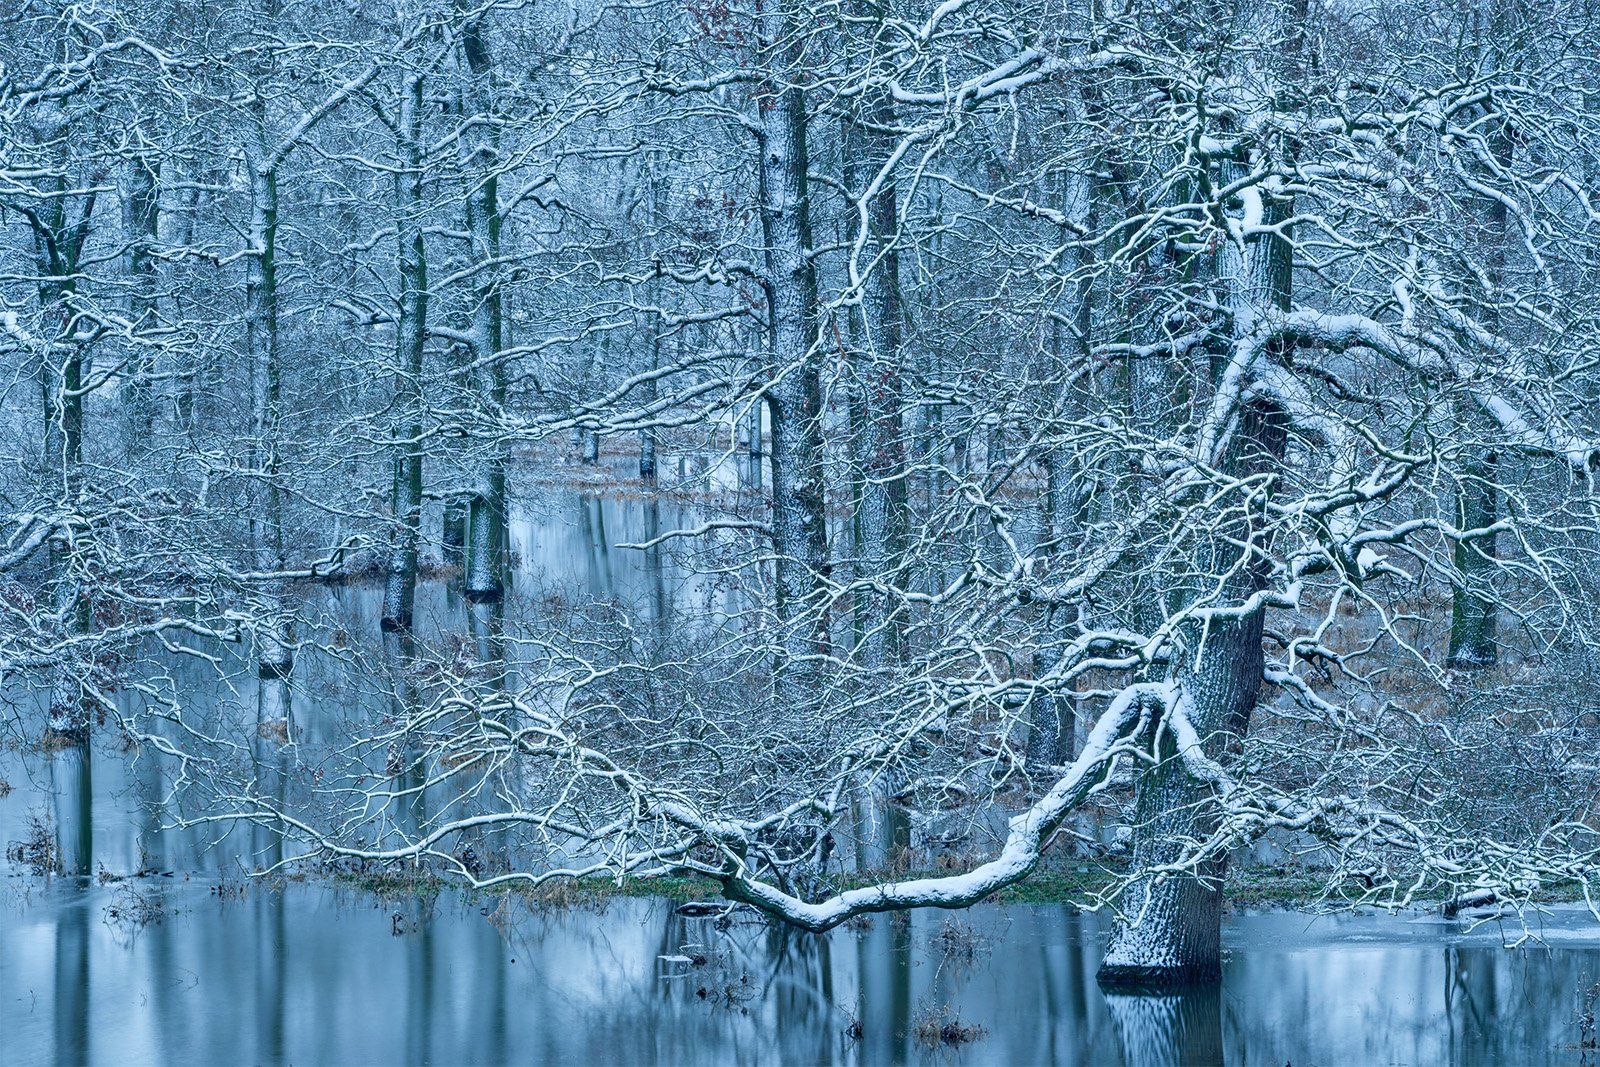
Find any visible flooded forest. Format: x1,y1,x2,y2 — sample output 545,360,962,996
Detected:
5,0,1600,1064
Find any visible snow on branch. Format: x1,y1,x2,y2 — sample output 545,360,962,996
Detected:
710,683,1174,931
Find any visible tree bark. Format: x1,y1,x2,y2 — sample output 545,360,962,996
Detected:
30,179,94,746
462,18,509,603
246,150,294,686
125,155,160,452
757,33,828,714
1447,115,1511,671
1098,189,1292,991
847,54,908,677
383,74,428,633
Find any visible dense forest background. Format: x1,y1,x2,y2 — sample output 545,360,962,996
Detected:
4,0,1600,989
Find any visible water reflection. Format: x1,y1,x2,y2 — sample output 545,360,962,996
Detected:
51,886,89,1065
7,886,1600,1065
1103,986,1221,1067
7,476,1600,1065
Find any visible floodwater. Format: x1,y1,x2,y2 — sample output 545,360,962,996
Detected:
5,466,1600,1065
5,880,1600,1065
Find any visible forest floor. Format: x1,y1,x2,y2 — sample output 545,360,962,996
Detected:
323,859,1516,915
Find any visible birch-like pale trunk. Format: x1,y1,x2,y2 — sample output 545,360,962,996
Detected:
245,147,293,691
383,74,429,633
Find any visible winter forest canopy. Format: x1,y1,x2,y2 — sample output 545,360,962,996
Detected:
6,0,1600,1013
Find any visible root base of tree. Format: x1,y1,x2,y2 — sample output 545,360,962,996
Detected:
1095,960,1223,992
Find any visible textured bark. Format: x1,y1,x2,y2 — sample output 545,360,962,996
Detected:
757,38,828,712
847,58,908,676
442,499,468,567
1099,190,1293,991
461,19,509,603
125,155,160,451
245,152,294,683
31,179,94,745
383,74,428,633
245,15,294,716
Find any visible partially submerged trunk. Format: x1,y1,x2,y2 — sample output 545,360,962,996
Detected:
1098,186,1292,991
49,733,93,877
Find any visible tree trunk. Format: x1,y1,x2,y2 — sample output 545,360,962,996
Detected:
757,42,828,714
34,228,90,746
1027,452,1080,767
462,19,508,604
1028,169,1094,768
125,155,160,452
442,498,468,567
1447,440,1499,669
32,176,95,814
848,67,908,677
246,151,294,690
1098,187,1293,990
383,75,428,633
1447,116,1511,671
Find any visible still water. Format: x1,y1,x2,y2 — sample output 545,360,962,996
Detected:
4,880,1600,1066
4,475,1600,1065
